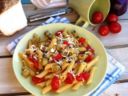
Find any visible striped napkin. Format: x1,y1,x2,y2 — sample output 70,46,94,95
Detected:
6,16,125,96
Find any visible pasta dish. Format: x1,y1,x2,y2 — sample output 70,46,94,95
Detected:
19,28,99,94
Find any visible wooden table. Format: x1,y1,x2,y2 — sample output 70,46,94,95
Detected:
0,4,128,96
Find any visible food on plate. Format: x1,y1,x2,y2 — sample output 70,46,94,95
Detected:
98,25,110,36
19,28,99,94
91,11,104,24
109,22,121,33
107,13,118,23
0,0,27,36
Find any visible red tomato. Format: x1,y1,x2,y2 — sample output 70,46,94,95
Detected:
65,72,75,84
86,45,94,53
51,76,60,91
107,13,118,23
53,53,63,61
78,37,86,44
85,54,94,63
28,54,34,62
32,76,44,84
55,30,63,36
98,25,109,36
109,22,121,33
76,74,83,81
92,11,104,24
76,72,90,81
81,72,90,81
28,55,40,70
63,41,70,46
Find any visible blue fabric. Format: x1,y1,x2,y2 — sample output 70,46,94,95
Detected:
21,0,31,4
90,54,125,96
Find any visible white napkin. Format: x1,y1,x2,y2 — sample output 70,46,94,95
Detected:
31,0,67,9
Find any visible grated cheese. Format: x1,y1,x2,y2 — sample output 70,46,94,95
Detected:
50,48,55,52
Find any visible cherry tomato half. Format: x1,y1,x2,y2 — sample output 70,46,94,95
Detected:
76,74,83,81
28,54,40,70
80,72,90,81
78,37,86,44
76,72,90,81
85,54,94,63
86,45,95,53
63,41,70,46
51,76,60,91
53,53,63,61
65,72,75,84
32,76,44,84
55,30,63,36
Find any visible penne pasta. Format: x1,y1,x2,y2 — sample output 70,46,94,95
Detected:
21,66,30,78
48,38,57,50
19,53,33,69
36,71,48,78
85,56,99,72
72,82,83,90
45,63,56,70
45,79,51,86
56,84,73,93
42,85,51,94
36,49,43,65
62,63,69,71
36,82,45,88
44,31,52,39
60,75,66,82
73,64,80,74
76,62,87,74
19,28,98,95
42,58,48,65
45,74,54,79
63,28,69,37
86,67,97,85
78,47,86,52
78,54,88,60
62,61,75,76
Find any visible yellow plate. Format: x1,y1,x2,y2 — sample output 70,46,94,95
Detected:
13,23,108,96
